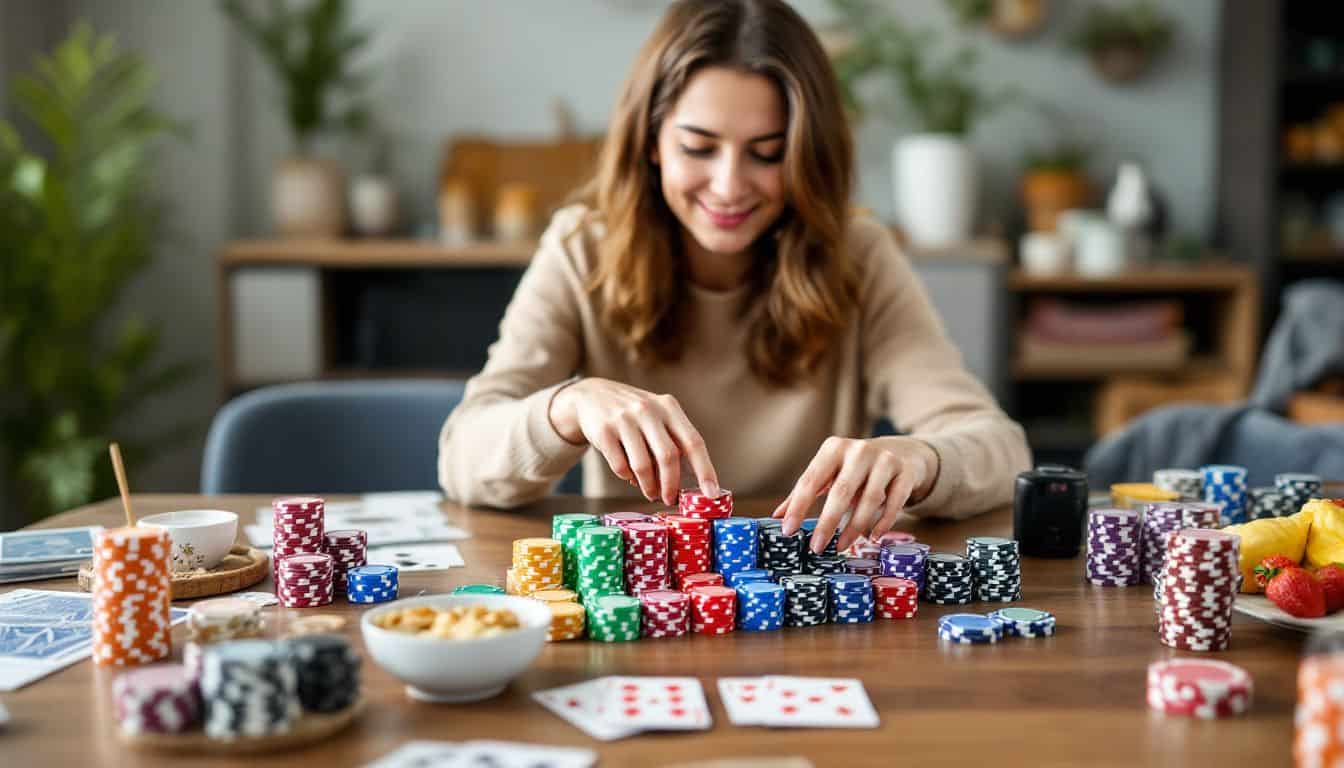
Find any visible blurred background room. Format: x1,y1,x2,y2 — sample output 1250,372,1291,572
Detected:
2,0,1342,530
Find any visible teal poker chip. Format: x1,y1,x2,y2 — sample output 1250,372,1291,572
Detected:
988,607,1056,637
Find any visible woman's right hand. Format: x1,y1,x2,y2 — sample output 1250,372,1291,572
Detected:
548,378,720,506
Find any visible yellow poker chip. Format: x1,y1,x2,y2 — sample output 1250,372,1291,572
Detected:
533,589,579,603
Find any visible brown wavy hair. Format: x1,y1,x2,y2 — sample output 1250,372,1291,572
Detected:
582,0,860,387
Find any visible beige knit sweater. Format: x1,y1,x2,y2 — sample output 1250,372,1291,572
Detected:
438,205,1031,519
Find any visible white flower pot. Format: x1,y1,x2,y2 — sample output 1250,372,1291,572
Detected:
350,174,399,237
892,134,978,249
272,155,346,237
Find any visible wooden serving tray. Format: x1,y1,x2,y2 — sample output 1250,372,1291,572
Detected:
78,544,269,600
118,698,363,754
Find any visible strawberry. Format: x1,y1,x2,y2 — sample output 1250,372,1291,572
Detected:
1317,564,1344,614
1264,566,1326,619
1254,555,1301,588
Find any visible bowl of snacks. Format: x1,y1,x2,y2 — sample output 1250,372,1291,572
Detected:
360,594,551,703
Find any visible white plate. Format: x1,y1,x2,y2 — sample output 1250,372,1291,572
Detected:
1234,593,1344,632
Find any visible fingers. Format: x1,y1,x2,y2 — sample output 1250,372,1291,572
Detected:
661,396,720,498
637,412,682,507
838,453,898,552
812,449,872,554
616,417,659,501
590,422,634,488
869,473,909,541
780,437,845,537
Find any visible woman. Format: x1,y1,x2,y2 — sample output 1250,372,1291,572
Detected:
438,0,1031,553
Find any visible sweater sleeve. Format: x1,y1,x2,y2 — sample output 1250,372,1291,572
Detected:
854,219,1032,519
437,208,593,508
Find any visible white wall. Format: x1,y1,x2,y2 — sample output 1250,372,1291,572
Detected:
44,0,1217,493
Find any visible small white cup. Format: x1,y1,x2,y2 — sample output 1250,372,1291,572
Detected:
1020,231,1070,275
137,509,239,573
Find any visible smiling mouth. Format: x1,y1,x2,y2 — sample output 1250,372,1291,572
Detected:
699,201,756,229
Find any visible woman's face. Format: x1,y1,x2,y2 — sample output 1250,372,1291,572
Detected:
654,66,787,264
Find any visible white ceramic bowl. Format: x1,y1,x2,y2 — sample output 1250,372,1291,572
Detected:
361,594,551,703
136,509,238,572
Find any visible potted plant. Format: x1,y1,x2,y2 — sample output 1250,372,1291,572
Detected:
1021,140,1092,233
1070,1,1176,84
221,0,374,237
944,0,1051,42
830,0,1014,248
0,24,198,522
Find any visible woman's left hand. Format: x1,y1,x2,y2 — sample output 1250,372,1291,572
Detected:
772,436,939,554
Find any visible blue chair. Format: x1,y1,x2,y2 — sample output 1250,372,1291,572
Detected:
201,380,467,494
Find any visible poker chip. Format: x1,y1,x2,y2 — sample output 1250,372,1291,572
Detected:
552,513,600,590
803,553,847,576
758,525,804,577
452,584,506,595
665,516,712,589
1147,659,1251,719
923,553,973,605
639,590,690,638
780,574,829,628
92,526,173,666
987,607,1055,637
288,634,360,713
1201,464,1248,525
1296,653,1344,764
688,585,737,635
679,572,725,592
622,521,671,596
736,582,786,631
800,519,840,557
532,588,579,604
872,577,919,620
575,526,623,603
1085,508,1141,587
726,568,773,588
826,573,874,623
880,543,928,592
842,531,913,559
1276,472,1320,518
966,536,1022,602
712,518,758,583
276,553,334,608
1153,468,1203,501
322,529,367,594
843,558,881,577
547,601,587,642
510,538,564,597
1157,528,1240,652
200,640,301,739
679,488,734,520
272,497,325,569
937,613,1002,644
586,595,641,642
346,565,399,604
1247,488,1288,520
113,664,201,735
602,511,657,529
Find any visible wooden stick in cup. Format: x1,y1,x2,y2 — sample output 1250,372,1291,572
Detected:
109,442,136,528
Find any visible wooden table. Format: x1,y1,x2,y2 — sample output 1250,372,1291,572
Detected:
1,494,1301,767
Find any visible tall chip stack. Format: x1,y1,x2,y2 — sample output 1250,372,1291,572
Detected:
780,574,828,627
1140,502,1186,585
1201,464,1248,525
688,585,736,634
758,524,804,581
712,518,758,583
272,496,325,572
201,640,301,739
552,513,599,590
622,521,670,595
736,581,786,631
923,553,973,604
508,538,564,597
966,536,1022,602
1157,529,1239,652
665,516,712,588
1277,472,1321,516
1085,508,1141,587
92,527,172,666
575,526,624,603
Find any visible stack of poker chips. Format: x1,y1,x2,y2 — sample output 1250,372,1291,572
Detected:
712,518,758,582
688,585,737,635
872,577,919,619
923,553,974,605
1153,468,1203,501
346,564,399,604
271,496,325,570
678,488,734,519
1147,659,1251,719
780,574,829,627
679,572,725,592
288,634,360,713
938,613,1003,645
546,601,587,642
844,558,881,576
804,554,846,576
1277,472,1321,515
758,523,804,581
639,590,690,638
1247,487,1288,520
92,527,173,666
184,598,263,678
735,581,786,631
322,529,367,593
201,640,300,739
966,536,1022,602
552,513,599,589
276,553,334,608
622,521,670,595
575,526,623,602
1201,464,1249,525
826,574,875,623
112,665,202,735
1084,508,1141,587
453,583,505,596
879,543,928,592
1157,528,1240,652
726,568,772,587
665,516,712,589
988,607,1056,637
1296,653,1344,764
586,594,642,642
508,538,564,597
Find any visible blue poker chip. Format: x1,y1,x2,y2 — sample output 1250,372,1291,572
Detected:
728,568,772,588
987,607,1056,637
736,582,786,631
938,613,1002,638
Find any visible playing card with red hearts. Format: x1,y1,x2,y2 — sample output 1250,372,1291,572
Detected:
717,677,766,726
532,678,641,741
598,676,712,731
758,676,879,729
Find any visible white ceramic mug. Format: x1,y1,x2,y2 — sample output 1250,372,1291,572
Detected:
137,509,239,573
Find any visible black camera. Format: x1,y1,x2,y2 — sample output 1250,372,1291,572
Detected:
1013,465,1089,558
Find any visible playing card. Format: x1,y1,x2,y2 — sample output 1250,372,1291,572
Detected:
455,741,596,768
598,676,711,731
717,677,767,726
0,527,101,565
366,543,464,572
757,676,879,729
532,678,640,741
233,592,280,607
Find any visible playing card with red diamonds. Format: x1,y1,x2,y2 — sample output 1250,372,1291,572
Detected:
598,676,712,731
717,677,766,726
532,678,641,741
758,676,879,729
